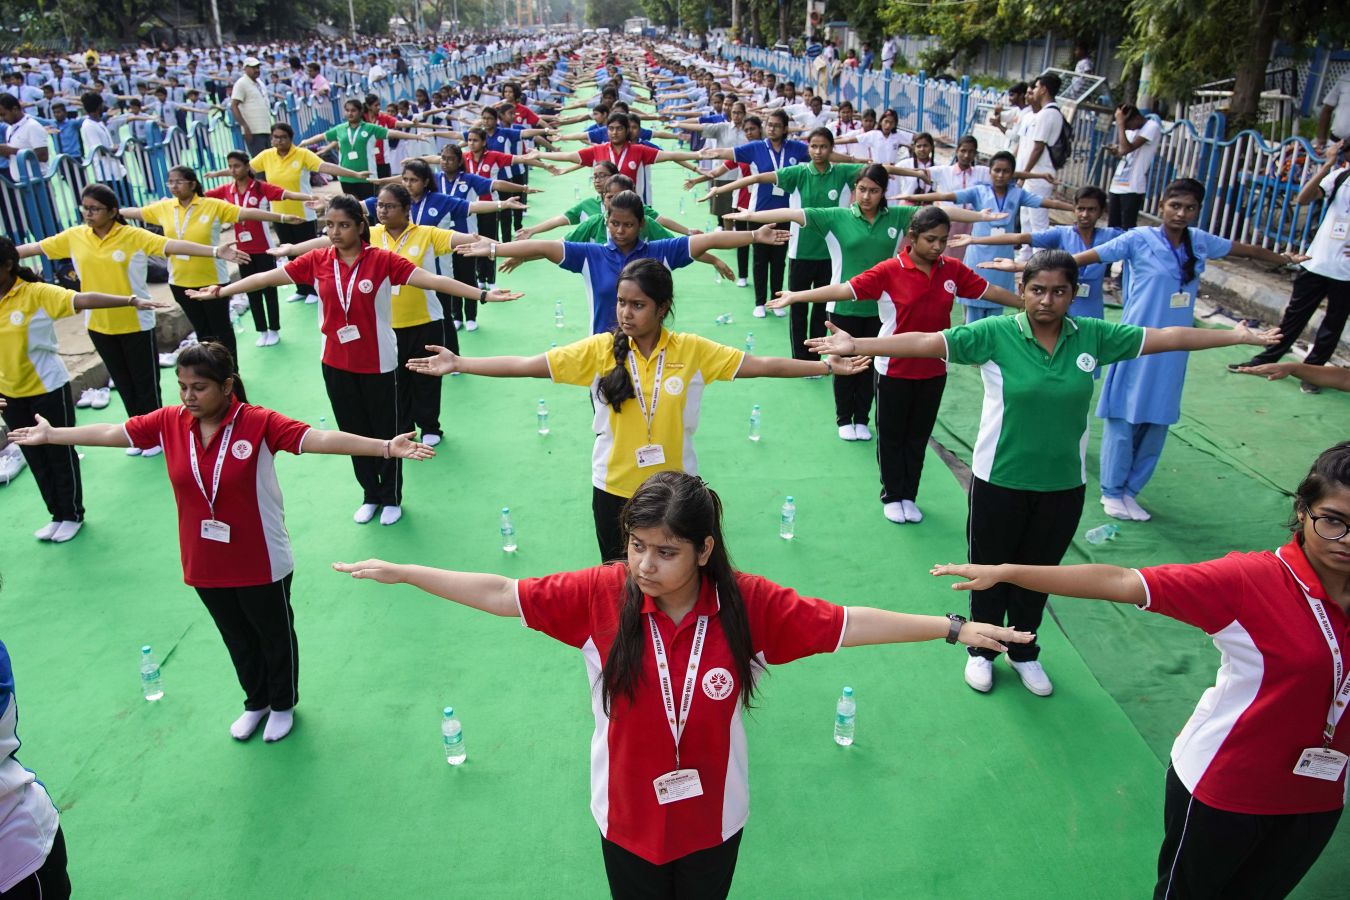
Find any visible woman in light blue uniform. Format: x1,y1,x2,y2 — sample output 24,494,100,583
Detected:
1066,179,1301,521
901,151,1071,323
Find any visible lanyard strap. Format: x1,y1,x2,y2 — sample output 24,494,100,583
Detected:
612,144,629,172
627,349,664,443
648,613,708,770
381,226,413,257
411,195,428,225
172,201,197,241
231,180,255,209
1152,227,1191,289
992,187,1008,214
332,253,362,320
188,407,241,520
765,138,784,170
1306,596,1350,748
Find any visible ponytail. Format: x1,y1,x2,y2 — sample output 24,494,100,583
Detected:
1161,178,1205,284
0,237,43,283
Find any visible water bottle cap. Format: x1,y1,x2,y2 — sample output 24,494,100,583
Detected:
501,507,510,514
785,495,794,503
141,645,152,654
752,404,760,410
443,706,454,717
842,686,853,696
538,398,545,404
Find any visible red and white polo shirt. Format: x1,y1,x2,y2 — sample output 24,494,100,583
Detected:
847,250,990,379
123,398,310,588
205,180,286,256
515,563,846,864
464,150,515,200
578,142,660,203
1137,539,1350,814
283,246,414,374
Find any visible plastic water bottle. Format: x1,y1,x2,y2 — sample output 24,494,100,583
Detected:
572,184,579,200
748,404,761,442
536,399,550,435
678,194,686,215
442,706,466,765
834,686,856,746
745,332,755,354
500,507,517,552
779,496,796,540
554,298,565,329
1085,523,1120,545
318,416,327,430
140,645,164,702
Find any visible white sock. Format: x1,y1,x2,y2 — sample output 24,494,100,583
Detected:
263,708,294,742
230,707,270,740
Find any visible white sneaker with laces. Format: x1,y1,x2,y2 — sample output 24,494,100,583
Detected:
854,424,872,441
125,447,143,457
1008,659,1053,696
0,446,27,484
1123,495,1152,521
901,499,923,523
772,307,787,317
736,278,747,288
353,503,378,524
90,387,111,409
140,445,163,458
465,321,479,332
883,501,907,524
304,295,318,305
1101,496,1132,520
379,505,403,526
76,388,95,408
838,425,857,441
422,433,442,447
964,655,994,693
34,522,58,541
49,520,82,543
752,306,766,318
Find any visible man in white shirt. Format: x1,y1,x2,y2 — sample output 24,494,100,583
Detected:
881,36,898,72
366,52,387,85
1106,104,1162,229
1314,71,1350,154
78,91,128,185
0,94,48,183
1015,72,1063,239
229,57,272,155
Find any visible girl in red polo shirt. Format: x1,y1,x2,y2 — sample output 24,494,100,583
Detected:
186,196,520,527
933,441,1350,899
9,342,436,744
334,471,1030,898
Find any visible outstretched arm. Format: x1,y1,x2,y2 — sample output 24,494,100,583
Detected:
1140,321,1280,355
455,238,566,264
1235,361,1350,391
930,562,1146,605
301,429,434,460
405,345,551,378
841,606,1032,652
7,416,131,448
721,208,806,227
330,560,521,617
404,269,523,303
766,281,852,309
688,224,787,257
807,321,948,359
736,354,871,378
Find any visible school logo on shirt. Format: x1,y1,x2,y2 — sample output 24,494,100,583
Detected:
112,250,127,262
408,245,420,256
627,161,637,170
787,157,798,165
1076,353,1097,373
888,227,898,239
199,214,210,224
943,279,957,294
358,279,374,293
828,189,838,200
246,196,258,206
702,667,735,701
230,439,254,460
291,161,300,169
9,311,24,326
428,208,439,216
456,183,468,192
663,375,684,396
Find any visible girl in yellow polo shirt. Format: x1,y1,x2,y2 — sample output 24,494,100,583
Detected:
0,236,171,543
17,185,247,456
407,258,871,561
122,165,301,365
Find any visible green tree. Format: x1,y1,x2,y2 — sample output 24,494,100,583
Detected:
587,0,641,28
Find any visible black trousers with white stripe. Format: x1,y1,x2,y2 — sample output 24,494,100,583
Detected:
88,329,161,417
1153,765,1340,899
1,387,84,522
195,573,298,712
321,364,401,506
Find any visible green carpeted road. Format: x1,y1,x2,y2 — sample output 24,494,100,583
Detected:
2,131,1343,897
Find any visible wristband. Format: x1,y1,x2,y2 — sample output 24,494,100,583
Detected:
945,614,967,644
126,295,136,307
479,288,487,304
382,440,390,459
489,243,496,259
212,244,219,258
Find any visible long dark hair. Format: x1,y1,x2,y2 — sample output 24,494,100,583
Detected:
225,151,255,179
168,165,204,197
176,341,247,403
597,259,672,412
1161,178,1204,283
857,164,890,212
326,194,371,242
1291,442,1350,539
600,472,761,715
0,237,41,284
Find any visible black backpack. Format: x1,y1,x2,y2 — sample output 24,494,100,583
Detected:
1045,103,1072,169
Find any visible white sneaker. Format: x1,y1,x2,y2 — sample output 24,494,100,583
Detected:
771,307,787,317
379,505,403,526
267,330,280,346
76,388,96,408
304,295,318,305
736,278,747,288
1123,495,1152,521
256,333,270,347
854,424,872,441
752,306,766,318
287,292,306,303
125,446,143,457
0,446,27,483
901,499,923,523
158,351,180,368
1101,496,1132,521
229,298,249,318
1008,659,1053,696
49,520,83,543
89,387,111,409
964,655,994,693
140,445,163,459
838,424,857,441
453,319,463,330
34,522,58,540
883,501,907,524
353,503,378,524
465,320,479,332
422,433,442,447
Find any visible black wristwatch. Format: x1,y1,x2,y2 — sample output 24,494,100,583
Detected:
945,614,967,644
479,288,487,304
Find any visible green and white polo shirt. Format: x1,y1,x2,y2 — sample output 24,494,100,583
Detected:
803,204,912,316
942,313,1146,491
774,162,864,260
322,122,390,183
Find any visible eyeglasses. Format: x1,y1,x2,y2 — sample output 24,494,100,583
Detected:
166,179,189,186
1310,515,1349,541
374,203,403,211
80,205,108,215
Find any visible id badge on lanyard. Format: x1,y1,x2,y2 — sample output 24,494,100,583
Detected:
768,140,786,196
232,183,254,244
648,614,708,805
173,202,196,261
190,410,241,544
381,228,412,296
1293,596,1350,782
629,350,666,468
333,255,363,343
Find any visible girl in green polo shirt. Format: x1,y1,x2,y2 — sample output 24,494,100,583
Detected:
807,249,1280,698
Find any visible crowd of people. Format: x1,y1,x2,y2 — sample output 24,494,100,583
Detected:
0,31,1348,900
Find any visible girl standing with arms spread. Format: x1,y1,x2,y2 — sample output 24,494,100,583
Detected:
334,469,1030,899
186,196,519,526
9,342,435,743
205,150,320,347
299,99,429,200
122,165,303,363
407,259,868,562
17,184,246,456
0,237,170,543
810,249,1281,697
933,441,1350,900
